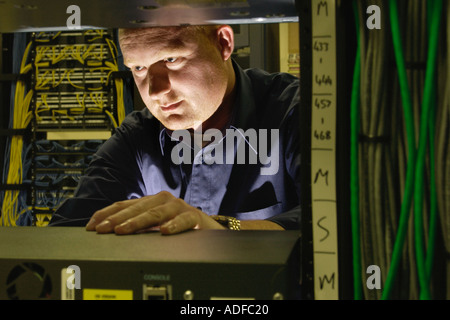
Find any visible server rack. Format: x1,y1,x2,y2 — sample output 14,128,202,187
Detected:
0,29,127,226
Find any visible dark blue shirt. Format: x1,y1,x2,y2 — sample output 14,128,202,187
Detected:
50,62,301,230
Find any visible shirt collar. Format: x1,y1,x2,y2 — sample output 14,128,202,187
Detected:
229,59,257,131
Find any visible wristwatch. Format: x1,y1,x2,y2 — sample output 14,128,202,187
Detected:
211,215,241,231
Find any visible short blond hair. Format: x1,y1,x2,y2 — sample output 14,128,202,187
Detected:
118,25,218,48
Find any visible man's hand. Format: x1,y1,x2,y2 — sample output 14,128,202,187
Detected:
85,191,226,235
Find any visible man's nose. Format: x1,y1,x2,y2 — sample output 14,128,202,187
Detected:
148,65,171,100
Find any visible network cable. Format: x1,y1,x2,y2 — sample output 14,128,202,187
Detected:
350,0,445,300
1,40,33,226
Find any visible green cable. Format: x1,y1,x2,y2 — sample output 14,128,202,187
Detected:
413,0,442,300
426,82,438,291
382,0,417,300
350,0,363,300
425,0,439,293
425,0,438,281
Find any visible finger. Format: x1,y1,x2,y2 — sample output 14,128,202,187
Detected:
160,211,226,235
114,201,185,234
160,211,201,235
88,191,175,232
86,198,141,231
95,198,166,233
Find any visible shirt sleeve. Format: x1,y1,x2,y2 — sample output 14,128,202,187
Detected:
266,205,301,230
49,112,147,226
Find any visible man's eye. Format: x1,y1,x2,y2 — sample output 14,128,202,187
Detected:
164,57,178,63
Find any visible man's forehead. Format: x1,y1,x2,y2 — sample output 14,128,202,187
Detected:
119,28,194,66
119,26,216,65
119,27,188,49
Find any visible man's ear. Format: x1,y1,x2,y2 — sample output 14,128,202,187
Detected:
216,25,234,61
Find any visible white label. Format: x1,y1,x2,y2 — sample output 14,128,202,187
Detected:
311,0,339,300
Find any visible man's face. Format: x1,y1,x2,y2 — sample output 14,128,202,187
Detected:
120,26,233,131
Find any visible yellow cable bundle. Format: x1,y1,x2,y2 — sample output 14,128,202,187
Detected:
72,92,86,115
115,78,125,125
105,37,126,126
1,42,33,226
2,32,126,226
34,94,48,121
88,91,104,113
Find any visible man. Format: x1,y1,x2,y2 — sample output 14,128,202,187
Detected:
50,25,301,234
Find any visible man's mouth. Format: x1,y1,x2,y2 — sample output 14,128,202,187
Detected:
160,101,183,112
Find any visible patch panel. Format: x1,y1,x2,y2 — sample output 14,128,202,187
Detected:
0,29,127,226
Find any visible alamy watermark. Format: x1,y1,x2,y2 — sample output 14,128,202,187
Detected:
66,264,81,289
66,5,81,30
366,5,381,30
64,3,382,30
169,127,280,176
366,265,381,290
